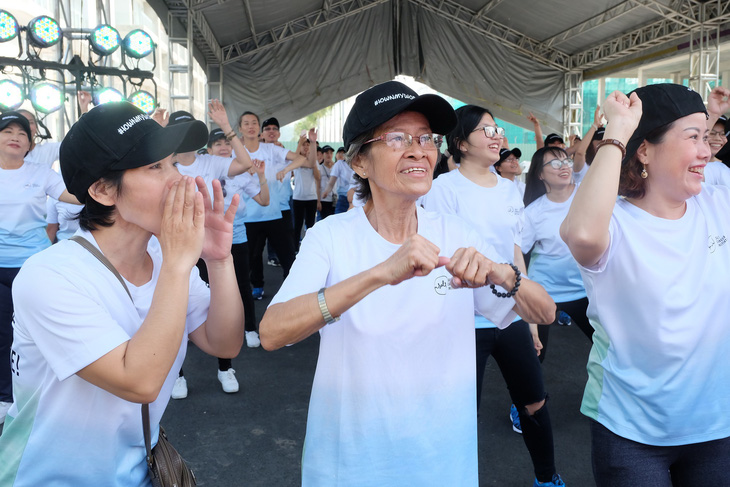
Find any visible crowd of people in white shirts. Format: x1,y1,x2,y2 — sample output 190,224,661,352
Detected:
1,80,730,486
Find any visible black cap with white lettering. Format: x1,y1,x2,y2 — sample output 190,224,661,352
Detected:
60,102,208,202
342,81,456,150
0,111,32,143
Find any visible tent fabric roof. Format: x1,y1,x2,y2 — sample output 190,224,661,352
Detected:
160,0,730,133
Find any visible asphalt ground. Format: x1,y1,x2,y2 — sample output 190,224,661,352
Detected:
162,257,597,487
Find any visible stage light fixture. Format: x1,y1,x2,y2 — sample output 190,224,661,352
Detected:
129,90,156,114
27,16,61,48
29,82,64,114
0,10,19,43
123,30,154,59
0,79,25,110
95,87,124,105
89,24,120,56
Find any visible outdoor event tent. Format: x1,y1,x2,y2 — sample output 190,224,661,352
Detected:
149,0,730,133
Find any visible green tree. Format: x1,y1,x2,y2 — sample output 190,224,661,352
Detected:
293,106,333,141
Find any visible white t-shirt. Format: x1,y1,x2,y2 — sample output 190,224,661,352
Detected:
348,181,365,208
514,179,526,197
579,186,730,446
175,153,233,197
0,230,210,486
293,166,318,201
225,172,262,244
270,206,515,487
573,163,589,185
318,162,336,203
421,169,525,329
240,143,290,222
703,161,730,186
46,197,82,241
522,186,586,302
331,159,354,197
0,162,66,267
25,141,61,166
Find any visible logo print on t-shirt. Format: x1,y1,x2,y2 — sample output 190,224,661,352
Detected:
708,234,727,253
434,275,451,295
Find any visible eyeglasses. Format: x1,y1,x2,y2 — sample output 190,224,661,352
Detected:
543,159,574,169
708,130,727,138
364,132,440,150
472,125,505,138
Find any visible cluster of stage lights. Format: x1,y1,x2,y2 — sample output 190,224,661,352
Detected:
0,10,157,114
0,79,157,115
0,10,154,58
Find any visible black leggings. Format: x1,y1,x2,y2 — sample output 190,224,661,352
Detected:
318,200,335,220
537,297,592,363
245,217,295,288
292,199,317,248
0,267,20,402
476,321,556,482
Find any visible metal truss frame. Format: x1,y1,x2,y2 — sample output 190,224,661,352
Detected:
219,0,389,63
563,71,583,138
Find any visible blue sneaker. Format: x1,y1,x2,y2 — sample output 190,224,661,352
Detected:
557,310,572,326
252,287,264,300
510,404,522,434
534,474,565,486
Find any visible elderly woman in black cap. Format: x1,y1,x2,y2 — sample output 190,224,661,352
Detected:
0,102,244,486
259,81,554,486
562,84,730,486
0,112,80,425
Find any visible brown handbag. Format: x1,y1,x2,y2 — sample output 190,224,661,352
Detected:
70,236,197,487
143,404,197,487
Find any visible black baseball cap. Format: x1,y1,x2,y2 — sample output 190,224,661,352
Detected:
262,117,280,129
60,102,208,202
624,83,707,164
544,133,564,145
168,110,196,126
207,128,226,147
321,145,334,152
496,148,522,165
0,111,32,143
342,80,456,150
336,146,345,153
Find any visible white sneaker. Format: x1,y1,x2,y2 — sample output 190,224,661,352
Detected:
217,368,239,393
171,376,188,399
0,401,12,425
246,330,261,348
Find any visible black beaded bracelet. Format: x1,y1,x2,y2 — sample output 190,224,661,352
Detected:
490,263,521,298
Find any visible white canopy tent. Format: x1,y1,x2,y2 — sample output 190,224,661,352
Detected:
148,0,730,135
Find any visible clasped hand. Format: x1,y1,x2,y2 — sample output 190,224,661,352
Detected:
378,234,511,289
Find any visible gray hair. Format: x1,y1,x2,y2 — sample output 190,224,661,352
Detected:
344,128,375,204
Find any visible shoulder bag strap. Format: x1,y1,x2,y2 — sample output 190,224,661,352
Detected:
69,235,153,464
69,236,132,301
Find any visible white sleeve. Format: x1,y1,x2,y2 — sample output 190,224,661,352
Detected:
44,167,66,200
521,207,537,252
465,227,517,328
186,264,210,334
269,222,333,306
12,264,130,381
46,198,60,224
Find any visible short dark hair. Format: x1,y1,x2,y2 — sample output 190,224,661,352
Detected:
619,122,674,199
346,128,376,203
523,147,569,207
77,169,125,231
447,105,495,165
238,111,260,129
